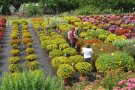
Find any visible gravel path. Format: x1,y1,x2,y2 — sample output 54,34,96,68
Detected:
0,25,11,77
28,24,55,75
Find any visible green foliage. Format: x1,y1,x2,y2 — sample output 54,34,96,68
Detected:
63,48,77,56
122,44,135,59
8,64,21,73
47,44,58,51
113,39,135,49
59,43,69,50
75,62,92,74
10,49,20,55
28,61,39,70
95,52,135,73
57,64,75,78
49,49,63,58
25,54,37,61
49,17,68,27
51,56,68,68
1,70,64,90
68,55,83,65
26,48,35,54
8,56,20,64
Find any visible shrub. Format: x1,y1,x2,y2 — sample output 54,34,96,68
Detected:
75,62,92,75
46,44,58,51
113,39,135,49
25,54,37,62
95,52,135,73
10,49,20,56
26,48,35,54
41,40,55,49
8,64,21,73
22,38,33,44
51,56,68,68
8,57,20,64
68,55,83,65
49,49,63,58
57,64,75,78
59,43,69,50
122,44,135,58
63,48,77,56
28,61,39,71
1,70,64,90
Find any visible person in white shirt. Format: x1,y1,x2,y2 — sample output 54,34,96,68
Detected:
81,44,93,63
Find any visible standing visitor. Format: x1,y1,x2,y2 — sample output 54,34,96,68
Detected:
81,44,93,63
69,27,75,47
74,27,79,45
67,30,71,46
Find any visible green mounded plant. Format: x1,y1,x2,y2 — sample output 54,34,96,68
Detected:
10,49,20,56
41,40,56,49
51,56,68,68
12,44,19,49
95,52,135,74
57,64,75,79
46,44,58,51
10,33,19,39
8,56,20,64
1,70,64,90
68,55,83,65
8,64,21,73
28,61,39,71
122,44,135,59
53,38,67,45
22,33,31,38
49,49,63,58
25,54,37,62
59,43,69,50
40,36,50,41
113,39,135,49
26,42,33,48
75,62,92,75
26,48,35,54
63,48,77,56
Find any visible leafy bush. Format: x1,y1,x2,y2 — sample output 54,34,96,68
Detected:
113,39,135,49
75,62,92,75
10,49,20,55
122,44,135,58
8,57,20,64
46,44,58,51
26,48,35,54
63,48,77,56
68,55,83,65
8,64,21,73
41,40,56,49
95,52,135,73
51,56,68,68
28,61,39,71
25,54,37,62
49,49,63,58
57,64,75,78
49,17,68,27
59,43,69,50
1,70,64,90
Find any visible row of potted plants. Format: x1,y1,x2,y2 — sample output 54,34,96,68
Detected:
0,17,6,43
8,20,21,73
21,19,39,71
31,18,93,84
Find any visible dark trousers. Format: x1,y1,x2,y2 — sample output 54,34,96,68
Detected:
84,58,91,63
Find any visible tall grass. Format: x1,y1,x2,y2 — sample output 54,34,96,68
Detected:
1,70,64,90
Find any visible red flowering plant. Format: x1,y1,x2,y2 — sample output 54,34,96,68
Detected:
113,78,135,90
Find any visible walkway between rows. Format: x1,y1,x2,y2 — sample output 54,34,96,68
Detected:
28,24,55,75
0,25,11,78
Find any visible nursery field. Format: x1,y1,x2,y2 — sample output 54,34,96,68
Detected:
0,14,135,90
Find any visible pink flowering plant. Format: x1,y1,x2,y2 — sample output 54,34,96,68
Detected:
113,78,135,90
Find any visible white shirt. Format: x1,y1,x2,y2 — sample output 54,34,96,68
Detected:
67,31,71,39
82,47,93,58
